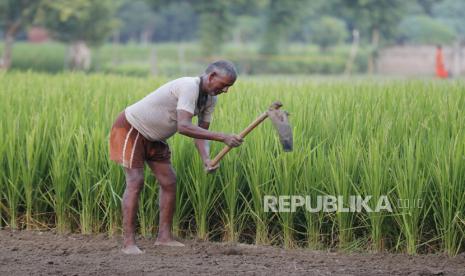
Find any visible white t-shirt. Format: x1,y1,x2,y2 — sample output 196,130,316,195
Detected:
125,77,217,141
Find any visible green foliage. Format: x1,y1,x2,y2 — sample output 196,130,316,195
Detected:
288,0,337,43
231,16,262,43
311,16,348,50
260,0,309,54
145,0,232,54
416,0,440,15
433,0,465,40
152,2,198,42
397,16,456,45
117,0,197,43
0,0,43,70
3,42,66,72
0,0,41,29
0,41,370,75
117,0,157,42
197,0,232,55
340,0,406,44
7,0,464,60
38,0,119,46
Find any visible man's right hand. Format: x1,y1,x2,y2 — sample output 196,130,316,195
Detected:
223,134,243,147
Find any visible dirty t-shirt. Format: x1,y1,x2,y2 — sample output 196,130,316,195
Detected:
125,77,217,141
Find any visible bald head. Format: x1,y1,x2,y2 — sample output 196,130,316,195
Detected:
205,60,237,80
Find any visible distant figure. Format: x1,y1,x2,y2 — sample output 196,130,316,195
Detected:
435,45,448,79
67,41,91,71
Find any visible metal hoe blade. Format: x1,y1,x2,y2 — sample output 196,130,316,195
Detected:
267,109,293,152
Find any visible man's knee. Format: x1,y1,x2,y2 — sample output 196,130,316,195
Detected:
149,163,176,192
125,169,145,192
159,174,176,193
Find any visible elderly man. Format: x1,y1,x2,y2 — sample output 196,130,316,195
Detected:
109,60,243,254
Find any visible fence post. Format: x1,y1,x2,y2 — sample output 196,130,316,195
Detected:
150,46,158,76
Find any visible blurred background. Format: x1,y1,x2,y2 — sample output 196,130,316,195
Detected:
0,0,464,77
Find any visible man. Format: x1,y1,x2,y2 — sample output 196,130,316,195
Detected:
109,60,243,254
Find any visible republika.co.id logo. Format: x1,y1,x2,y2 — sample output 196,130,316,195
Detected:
263,195,398,213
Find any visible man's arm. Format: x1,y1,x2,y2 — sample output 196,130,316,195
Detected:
194,120,210,160
177,109,242,171
177,110,242,146
194,120,214,171
177,110,225,141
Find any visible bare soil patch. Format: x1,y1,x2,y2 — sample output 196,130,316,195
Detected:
0,230,463,275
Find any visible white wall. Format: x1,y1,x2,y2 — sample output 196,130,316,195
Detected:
376,45,464,77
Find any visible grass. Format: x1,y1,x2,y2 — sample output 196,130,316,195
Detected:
1,72,465,255
0,41,369,76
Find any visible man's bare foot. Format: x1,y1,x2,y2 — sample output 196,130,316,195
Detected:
154,239,185,247
121,245,144,254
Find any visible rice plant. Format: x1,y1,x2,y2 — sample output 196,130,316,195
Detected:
218,156,245,242
185,153,218,240
48,117,77,233
20,116,50,229
1,72,465,255
241,139,275,245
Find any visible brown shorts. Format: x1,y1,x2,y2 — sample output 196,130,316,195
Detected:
109,111,171,168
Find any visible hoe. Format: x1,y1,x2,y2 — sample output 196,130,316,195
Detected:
210,101,293,168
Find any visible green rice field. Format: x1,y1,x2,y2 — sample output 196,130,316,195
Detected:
1,72,465,255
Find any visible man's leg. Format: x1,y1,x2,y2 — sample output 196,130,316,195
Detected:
121,167,145,254
147,161,184,246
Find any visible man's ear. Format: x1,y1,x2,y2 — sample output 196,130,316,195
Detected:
208,71,216,81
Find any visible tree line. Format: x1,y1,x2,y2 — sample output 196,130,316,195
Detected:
1,0,464,71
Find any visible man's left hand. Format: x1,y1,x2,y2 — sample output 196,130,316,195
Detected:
204,159,219,173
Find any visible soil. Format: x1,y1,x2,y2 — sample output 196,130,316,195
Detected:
1,230,464,276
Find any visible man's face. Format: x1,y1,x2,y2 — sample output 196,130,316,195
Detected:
206,72,236,96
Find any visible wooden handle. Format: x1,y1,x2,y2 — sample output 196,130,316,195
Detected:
210,112,269,167
210,101,283,168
